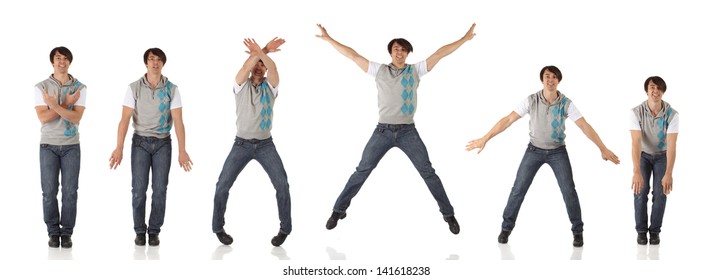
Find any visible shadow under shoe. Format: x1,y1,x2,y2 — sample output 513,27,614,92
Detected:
48,235,60,248
216,231,233,245
271,232,288,247
498,230,511,244
573,233,584,247
649,232,660,245
61,235,72,248
637,232,648,245
326,211,347,230
444,216,460,234
148,234,160,246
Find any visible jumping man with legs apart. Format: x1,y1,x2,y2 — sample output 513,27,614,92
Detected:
316,23,476,235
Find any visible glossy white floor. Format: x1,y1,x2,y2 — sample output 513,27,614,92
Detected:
3,0,710,279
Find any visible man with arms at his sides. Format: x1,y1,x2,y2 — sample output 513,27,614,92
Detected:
109,48,193,246
630,76,678,245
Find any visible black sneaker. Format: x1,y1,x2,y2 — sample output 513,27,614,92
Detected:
148,234,160,246
637,233,648,245
48,235,60,248
325,211,347,230
573,233,584,247
135,234,146,246
271,232,288,247
216,231,233,245
61,235,73,248
498,230,511,244
649,232,660,245
444,216,460,234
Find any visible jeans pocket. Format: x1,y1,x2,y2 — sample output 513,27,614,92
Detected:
40,144,49,149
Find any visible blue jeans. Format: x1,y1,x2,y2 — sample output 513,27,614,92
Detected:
502,143,583,233
40,144,80,236
131,134,172,235
212,137,292,234
635,152,668,234
332,123,455,217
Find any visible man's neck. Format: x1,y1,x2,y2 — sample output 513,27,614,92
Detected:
391,61,406,69
53,72,70,84
542,88,559,105
647,100,663,115
146,72,162,88
251,76,264,86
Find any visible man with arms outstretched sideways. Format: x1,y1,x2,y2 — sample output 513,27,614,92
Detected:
466,66,620,247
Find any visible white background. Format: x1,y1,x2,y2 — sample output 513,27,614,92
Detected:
1,0,709,279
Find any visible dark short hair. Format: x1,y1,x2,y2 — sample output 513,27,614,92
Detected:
387,38,413,54
143,48,167,65
539,65,562,82
49,46,73,63
644,76,667,93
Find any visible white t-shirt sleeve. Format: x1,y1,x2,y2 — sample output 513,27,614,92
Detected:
267,81,279,98
367,61,382,77
514,97,530,117
415,60,428,77
34,86,46,106
74,87,87,107
667,113,679,134
122,86,136,109
566,102,583,122
233,81,247,95
629,109,641,130
170,87,183,110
